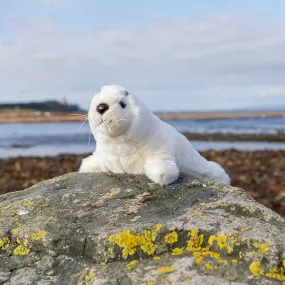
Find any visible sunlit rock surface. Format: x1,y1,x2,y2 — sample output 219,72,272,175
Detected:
0,173,285,285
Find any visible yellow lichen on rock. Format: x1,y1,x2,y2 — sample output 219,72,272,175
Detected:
264,265,285,281
22,201,33,207
108,229,157,259
265,272,285,281
269,266,278,274
0,237,10,250
84,270,96,285
140,241,155,255
156,266,176,274
105,228,285,281
218,259,228,265
147,282,155,285
164,231,178,244
100,259,108,266
31,229,47,240
127,260,138,270
108,230,143,258
205,263,213,270
202,251,220,259
199,202,210,209
23,238,29,246
248,261,285,281
11,225,22,236
172,248,183,256
195,256,203,264
13,244,30,256
140,230,157,255
208,234,227,249
208,234,234,254
107,247,115,258
249,261,264,276
155,224,162,231
186,228,203,252
201,247,210,251
253,242,270,254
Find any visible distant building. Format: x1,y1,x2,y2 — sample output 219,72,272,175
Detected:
62,97,68,106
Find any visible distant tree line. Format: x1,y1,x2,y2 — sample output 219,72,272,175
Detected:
0,101,85,113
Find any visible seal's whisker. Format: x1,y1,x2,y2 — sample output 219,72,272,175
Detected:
68,113,88,116
114,119,120,126
78,117,88,134
68,114,88,120
88,129,92,145
68,113,87,116
69,115,87,118
102,118,114,132
70,115,88,120
121,106,134,119
114,107,134,124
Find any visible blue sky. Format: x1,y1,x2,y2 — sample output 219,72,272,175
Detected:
0,0,285,111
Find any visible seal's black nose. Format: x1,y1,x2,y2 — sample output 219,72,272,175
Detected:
96,103,109,115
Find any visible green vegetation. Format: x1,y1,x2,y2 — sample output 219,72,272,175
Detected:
0,101,85,113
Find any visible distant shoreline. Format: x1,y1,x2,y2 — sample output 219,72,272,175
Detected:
0,110,284,123
183,133,285,142
156,110,285,120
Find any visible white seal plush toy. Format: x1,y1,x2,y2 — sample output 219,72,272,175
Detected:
79,85,230,185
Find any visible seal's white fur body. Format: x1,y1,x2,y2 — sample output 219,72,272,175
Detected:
79,85,230,185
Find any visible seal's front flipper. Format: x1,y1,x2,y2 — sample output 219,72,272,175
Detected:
79,154,104,173
144,158,179,186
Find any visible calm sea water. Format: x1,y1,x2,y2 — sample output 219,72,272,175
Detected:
1,117,285,158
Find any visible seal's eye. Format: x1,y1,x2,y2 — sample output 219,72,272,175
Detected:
119,101,126,109
124,91,129,96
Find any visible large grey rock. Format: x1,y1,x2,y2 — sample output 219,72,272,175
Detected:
0,173,285,285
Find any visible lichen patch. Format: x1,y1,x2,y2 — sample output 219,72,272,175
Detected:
156,266,176,274
127,260,138,270
13,244,30,256
31,229,47,240
0,237,10,251
164,231,178,244
108,229,157,259
186,228,203,252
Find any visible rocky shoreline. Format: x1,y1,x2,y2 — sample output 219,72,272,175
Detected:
184,133,285,142
1,150,284,216
1,110,284,123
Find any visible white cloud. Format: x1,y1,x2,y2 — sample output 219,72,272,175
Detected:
0,15,284,110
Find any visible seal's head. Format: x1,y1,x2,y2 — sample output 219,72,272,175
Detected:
88,85,143,138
